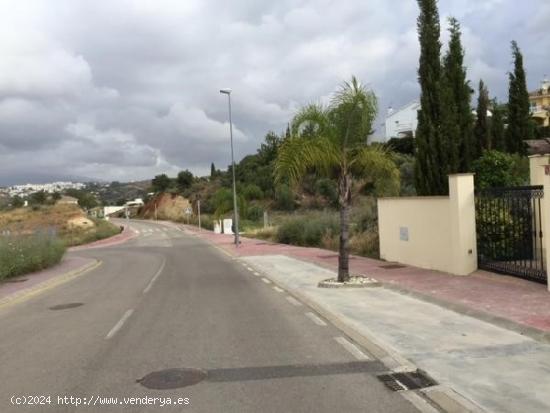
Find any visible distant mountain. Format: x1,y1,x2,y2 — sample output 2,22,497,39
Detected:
0,173,103,187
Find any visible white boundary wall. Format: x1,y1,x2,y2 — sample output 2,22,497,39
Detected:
378,174,477,276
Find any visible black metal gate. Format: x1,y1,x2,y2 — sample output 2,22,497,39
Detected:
476,185,547,283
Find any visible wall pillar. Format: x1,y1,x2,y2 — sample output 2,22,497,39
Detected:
448,174,477,276
529,154,550,186
540,166,550,291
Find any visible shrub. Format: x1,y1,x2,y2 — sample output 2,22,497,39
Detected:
0,234,66,280
472,150,529,189
246,205,264,221
274,184,295,211
242,184,264,201
276,214,339,247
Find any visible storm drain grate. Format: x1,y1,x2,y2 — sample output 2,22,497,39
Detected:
377,370,437,391
379,264,407,270
49,303,84,310
137,368,207,389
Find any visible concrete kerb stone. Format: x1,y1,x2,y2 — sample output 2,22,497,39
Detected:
381,282,550,345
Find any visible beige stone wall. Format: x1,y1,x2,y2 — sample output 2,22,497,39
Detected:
378,174,477,276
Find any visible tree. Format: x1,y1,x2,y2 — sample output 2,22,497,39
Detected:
442,17,473,172
176,170,194,193
10,195,24,208
490,100,506,151
385,137,415,155
474,80,491,157
210,163,217,178
275,77,399,282
151,174,171,193
29,191,47,205
506,41,533,154
414,0,447,195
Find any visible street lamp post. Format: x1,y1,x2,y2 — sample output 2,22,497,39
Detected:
220,88,240,246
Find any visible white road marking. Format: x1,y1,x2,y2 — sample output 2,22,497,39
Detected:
305,312,327,326
273,286,284,293
253,272,261,277
286,296,302,306
143,258,167,294
334,337,370,360
106,309,134,340
261,278,272,284
245,266,254,272
134,230,140,234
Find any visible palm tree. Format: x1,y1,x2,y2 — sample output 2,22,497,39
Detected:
275,77,399,282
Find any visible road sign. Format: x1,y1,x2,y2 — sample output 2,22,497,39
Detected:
185,207,192,215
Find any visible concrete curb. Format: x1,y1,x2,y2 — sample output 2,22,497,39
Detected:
0,259,101,310
381,282,550,345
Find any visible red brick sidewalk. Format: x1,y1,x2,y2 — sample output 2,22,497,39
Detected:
185,225,550,335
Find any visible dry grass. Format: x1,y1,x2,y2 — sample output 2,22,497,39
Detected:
0,204,121,247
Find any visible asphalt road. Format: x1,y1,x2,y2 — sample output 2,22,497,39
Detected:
0,219,419,413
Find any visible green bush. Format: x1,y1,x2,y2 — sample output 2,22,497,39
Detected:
242,184,264,200
274,184,295,211
0,234,66,280
246,205,264,221
276,214,339,247
472,150,529,189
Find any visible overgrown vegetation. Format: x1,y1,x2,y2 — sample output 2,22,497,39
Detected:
0,234,66,281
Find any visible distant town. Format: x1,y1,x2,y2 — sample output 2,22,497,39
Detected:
0,181,88,198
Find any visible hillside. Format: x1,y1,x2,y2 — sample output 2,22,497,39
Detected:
140,193,191,221
0,203,120,246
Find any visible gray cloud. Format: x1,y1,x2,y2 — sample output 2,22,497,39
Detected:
0,0,548,183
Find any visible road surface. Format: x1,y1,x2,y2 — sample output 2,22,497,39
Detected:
0,219,419,412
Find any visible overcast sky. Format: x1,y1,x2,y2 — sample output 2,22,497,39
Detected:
0,0,548,184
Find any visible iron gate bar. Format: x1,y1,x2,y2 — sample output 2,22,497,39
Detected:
476,185,546,284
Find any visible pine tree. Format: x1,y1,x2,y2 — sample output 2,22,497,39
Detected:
414,0,447,195
474,80,491,157
441,17,473,172
490,100,506,151
506,41,533,154
210,162,216,178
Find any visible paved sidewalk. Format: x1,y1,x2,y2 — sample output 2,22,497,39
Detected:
184,226,550,339
241,254,550,413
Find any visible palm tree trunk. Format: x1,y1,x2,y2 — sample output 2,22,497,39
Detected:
338,174,352,283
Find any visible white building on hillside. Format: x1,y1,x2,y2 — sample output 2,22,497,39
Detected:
385,101,420,140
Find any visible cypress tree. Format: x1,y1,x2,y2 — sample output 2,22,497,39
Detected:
490,100,506,151
474,80,491,157
442,17,473,172
414,0,447,195
506,41,532,154
210,162,216,178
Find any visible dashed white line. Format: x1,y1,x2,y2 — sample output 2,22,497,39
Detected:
253,272,261,277
334,336,370,360
286,296,302,306
273,286,284,293
305,312,327,326
143,258,167,294
261,278,272,284
105,309,134,340
245,266,254,272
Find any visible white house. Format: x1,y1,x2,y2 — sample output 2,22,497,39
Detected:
385,101,420,140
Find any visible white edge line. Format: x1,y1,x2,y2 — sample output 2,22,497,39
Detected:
143,258,167,294
273,286,284,293
286,296,302,306
106,309,134,339
261,278,272,284
334,336,370,360
305,312,327,326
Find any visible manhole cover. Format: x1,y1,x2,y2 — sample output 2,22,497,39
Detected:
49,303,84,310
137,368,207,389
379,264,407,270
377,370,437,391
